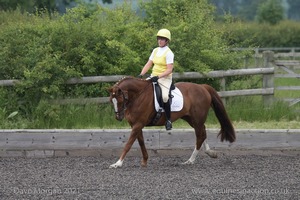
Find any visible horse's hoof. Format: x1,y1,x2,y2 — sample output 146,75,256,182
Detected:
182,160,194,165
205,150,218,158
109,160,123,168
109,164,121,169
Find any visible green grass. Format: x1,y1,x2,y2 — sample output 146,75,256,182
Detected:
33,104,130,129
1,58,299,129
0,96,299,129
170,96,300,129
275,77,300,98
1,80,299,129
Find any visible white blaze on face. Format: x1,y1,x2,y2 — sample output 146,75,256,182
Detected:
112,98,118,113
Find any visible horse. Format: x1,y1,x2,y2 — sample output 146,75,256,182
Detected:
108,76,235,168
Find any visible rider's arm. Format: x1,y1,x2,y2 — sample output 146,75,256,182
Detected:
140,60,153,76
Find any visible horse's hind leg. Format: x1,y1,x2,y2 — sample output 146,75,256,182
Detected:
183,125,217,164
203,140,217,158
199,127,217,158
183,125,206,164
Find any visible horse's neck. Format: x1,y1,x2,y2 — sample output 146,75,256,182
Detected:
128,81,151,98
120,79,152,103
121,79,149,93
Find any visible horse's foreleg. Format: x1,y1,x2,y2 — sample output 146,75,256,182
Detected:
137,132,148,167
109,129,140,169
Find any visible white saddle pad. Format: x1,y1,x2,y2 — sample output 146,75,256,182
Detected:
153,85,184,112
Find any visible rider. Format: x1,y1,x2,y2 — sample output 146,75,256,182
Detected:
138,28,174,130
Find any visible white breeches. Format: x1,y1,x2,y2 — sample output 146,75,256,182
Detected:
158,76,172,103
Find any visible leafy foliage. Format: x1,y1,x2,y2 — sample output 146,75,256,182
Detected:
256,0,285,25
223,20,300,47
141,0,239,73
0,1,241,119
0,0,74,13
0,1,299,128
0,5,150,116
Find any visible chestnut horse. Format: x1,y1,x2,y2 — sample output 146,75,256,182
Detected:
108,77,235,168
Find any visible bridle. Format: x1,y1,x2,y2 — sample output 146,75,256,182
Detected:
111,87,128,118
110,80,152,119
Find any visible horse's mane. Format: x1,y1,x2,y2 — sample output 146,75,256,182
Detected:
114,76,148,87
115,76,134,86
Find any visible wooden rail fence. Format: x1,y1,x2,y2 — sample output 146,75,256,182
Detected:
232,49,300,106
3,50,300,106
264,51,300,106
0,67,275,105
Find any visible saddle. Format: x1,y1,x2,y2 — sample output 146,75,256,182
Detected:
148,82,183,126
153,82,175,108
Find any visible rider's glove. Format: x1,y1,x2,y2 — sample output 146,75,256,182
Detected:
150,76,159,83
137,74,143,78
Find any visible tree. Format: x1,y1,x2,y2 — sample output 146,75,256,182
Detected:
256,0,284,25
237,0,262,21
287,0,300,20
210,0,240,16
0,0,71,13
0,0,112,13
0,0,240,117
141,0,239,73
0,0,33,11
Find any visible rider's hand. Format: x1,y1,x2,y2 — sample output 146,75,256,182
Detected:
137,74,143,78
150,76,159,83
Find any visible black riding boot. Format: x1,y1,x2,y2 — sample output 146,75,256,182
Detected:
164,101,172,130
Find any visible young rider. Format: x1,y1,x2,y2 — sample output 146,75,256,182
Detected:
138,28,174,130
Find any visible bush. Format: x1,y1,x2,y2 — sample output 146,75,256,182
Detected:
0,5,150,116
0,1,243,119
223,20,300,47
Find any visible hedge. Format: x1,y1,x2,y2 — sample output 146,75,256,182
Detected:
0,1,242,117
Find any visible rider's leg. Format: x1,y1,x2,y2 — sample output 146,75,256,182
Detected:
158,76,172,130
164,100,172,130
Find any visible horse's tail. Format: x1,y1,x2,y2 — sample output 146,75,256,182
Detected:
203,85,236,143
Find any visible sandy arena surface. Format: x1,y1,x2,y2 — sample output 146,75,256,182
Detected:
0,149,299,200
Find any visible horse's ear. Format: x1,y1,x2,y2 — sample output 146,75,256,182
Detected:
107,87,113,93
